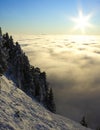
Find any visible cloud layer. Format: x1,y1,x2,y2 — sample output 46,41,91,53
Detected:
14,34,100,128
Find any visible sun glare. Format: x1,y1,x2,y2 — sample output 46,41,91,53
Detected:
71,10,93,34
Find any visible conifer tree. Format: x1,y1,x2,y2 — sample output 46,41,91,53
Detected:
1,29,56,113
80,116,88,127
47,88,56,113
0,27,2,36
0,28,7,75
0,42,5,75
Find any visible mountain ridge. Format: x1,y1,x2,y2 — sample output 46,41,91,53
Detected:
0,28,56,113
0,75,92,130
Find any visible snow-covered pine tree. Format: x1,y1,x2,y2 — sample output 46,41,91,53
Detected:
1,29,56,113
22,53,35,94
31,67,41,99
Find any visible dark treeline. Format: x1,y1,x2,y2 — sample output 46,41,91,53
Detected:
0,27,56,113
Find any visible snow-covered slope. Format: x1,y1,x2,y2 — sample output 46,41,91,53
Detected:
0,76,92,130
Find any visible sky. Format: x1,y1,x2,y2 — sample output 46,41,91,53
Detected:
0,0,100,35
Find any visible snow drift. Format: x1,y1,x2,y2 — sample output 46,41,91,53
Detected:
0,76,92,130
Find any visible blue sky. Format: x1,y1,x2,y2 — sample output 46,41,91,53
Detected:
0,0,100,35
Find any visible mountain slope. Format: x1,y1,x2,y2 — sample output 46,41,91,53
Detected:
0,76,92,130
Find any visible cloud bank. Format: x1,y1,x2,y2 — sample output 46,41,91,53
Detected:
14,34,100,128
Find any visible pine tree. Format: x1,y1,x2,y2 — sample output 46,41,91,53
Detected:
0,27,2,36
47,88,56,113
0,36,7,75
80,116,88,127
1,29,56,113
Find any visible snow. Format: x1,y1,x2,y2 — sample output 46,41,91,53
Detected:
0,76,93,130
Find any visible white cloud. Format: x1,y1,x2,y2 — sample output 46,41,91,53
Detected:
15,34,100,128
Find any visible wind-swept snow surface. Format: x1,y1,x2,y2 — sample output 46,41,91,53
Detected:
0,76,92,130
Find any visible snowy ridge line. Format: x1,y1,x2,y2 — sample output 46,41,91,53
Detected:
0,76,93,130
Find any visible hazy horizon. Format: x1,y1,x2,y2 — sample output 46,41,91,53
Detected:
0,0,100,35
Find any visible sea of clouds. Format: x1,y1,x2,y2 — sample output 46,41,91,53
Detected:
13,34,100,128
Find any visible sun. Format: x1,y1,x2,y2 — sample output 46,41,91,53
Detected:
71,10,93,34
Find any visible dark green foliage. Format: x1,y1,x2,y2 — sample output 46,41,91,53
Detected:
47,88,56,113
30,66,56,112
1,27,56,113
0,28,8,75
0,47,7,74
80,116,88,127
0,27,2,36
